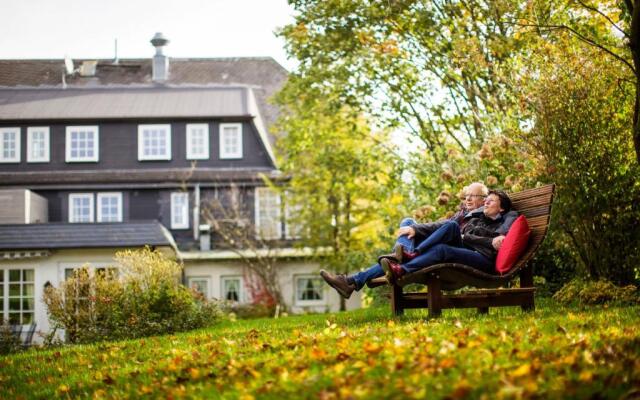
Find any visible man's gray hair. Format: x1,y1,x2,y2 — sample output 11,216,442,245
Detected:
465,181,489,196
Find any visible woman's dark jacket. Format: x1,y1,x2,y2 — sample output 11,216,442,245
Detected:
460,214,506,261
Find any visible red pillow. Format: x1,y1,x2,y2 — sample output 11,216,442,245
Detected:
495,215,530,274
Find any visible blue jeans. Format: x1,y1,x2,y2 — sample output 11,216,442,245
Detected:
403,221,493,274
350,220,492,289
351,217,416,290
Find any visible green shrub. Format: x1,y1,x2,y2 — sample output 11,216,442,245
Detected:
0,324,22,355
43,248,224,344
553,278,639,306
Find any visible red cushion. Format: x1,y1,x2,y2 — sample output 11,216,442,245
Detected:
495,215,531,274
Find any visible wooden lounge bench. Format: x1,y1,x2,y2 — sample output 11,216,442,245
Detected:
369,184,555,317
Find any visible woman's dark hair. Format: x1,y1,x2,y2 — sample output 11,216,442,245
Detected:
488,190,512,213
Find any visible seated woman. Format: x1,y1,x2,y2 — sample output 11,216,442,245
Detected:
381,190,512,282
320,190,513,299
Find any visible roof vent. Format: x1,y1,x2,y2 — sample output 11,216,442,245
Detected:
150,32,170,82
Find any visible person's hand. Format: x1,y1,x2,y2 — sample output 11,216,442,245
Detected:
397,226,415,239
492,235,505,250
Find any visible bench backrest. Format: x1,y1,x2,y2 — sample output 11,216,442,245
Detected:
506,184,555,276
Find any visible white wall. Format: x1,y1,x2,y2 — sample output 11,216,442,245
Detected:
184,259,361,313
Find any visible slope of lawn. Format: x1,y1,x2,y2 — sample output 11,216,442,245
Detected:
1,299,639,399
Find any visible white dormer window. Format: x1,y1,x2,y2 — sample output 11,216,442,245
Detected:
27,127,50,163
66,126,99,162
69,193,94,223
97,192,123,222
0,128,21,163
171,192,189,229
219,123,242,159
138,124,171,161
186,124,209,160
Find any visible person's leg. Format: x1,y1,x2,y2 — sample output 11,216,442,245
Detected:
350,263,384,290
414,220,463,254
402,243,493,274
394,217,417,252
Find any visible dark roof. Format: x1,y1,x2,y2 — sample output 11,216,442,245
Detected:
0,58,288,147
0,87,251,120
0,168,284,187
0,221,175,250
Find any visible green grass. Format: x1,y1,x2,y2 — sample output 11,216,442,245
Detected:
1,299,639,399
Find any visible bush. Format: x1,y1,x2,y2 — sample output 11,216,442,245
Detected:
225,302,276,319
0,324,22,355
43,248,224,344
553,278,640,306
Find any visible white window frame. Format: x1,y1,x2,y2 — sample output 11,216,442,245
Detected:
0,268,35,326
255,187,282,240
186,123,210,160
187,276,211,299
65,126,99,162
68,193,94,223
27,127,50,163
221,276,245,303
0,127,21,163
138,124,172,161
294,275,325,306
97,192,123,223
219,123,243,159
171,192,189,229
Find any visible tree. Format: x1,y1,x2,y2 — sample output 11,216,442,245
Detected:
516,40,640,285
200,185,286,311
516,0,640,163
274,85,405,310
279,0,526,157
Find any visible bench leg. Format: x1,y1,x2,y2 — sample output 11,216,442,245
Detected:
520,265,535,312
521,293,535,312
391,284,404,316
477,307,489,314
427,278,442,318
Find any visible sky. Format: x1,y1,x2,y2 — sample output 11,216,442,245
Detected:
0,0,298,71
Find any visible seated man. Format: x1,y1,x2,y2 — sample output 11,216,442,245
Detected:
381,190,513,281
321,184,515,299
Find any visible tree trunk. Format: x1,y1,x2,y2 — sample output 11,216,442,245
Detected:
628,0,640,163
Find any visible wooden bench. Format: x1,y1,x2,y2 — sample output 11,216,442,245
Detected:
369,184,555,317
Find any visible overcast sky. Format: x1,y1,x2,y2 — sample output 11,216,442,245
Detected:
0,0,297,71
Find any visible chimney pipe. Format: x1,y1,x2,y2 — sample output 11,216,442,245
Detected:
150,32,170,82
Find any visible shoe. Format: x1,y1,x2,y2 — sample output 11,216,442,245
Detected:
380,258,404,284
377,244,418,264
320,270,355,299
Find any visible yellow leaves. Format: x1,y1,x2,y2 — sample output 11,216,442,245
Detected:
311,346,328,360
510,363,531,378
362,341,382,355
438,357,456,369
57,384,70,394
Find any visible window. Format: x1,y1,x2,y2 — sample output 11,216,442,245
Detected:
97,192,123,222
0,127,20,163
221,276,244,302
219,123,242,159
66,126,99,162
188,277,210,299
186,124,209,160
171,192,189,229
27,127,50,162
69,193,94,223
0,269,35,325
138,124,171,160
295,276,324,304
255,187,281,240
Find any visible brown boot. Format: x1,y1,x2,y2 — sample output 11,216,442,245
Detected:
320,270,355,299
377,244,405,264
380,258,405,284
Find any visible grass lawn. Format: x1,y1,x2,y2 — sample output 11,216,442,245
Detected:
1,299,639,399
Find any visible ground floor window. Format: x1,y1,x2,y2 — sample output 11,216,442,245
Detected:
221,276,244,302
187,277,210,299
0,269,35,325
295,275,324,305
